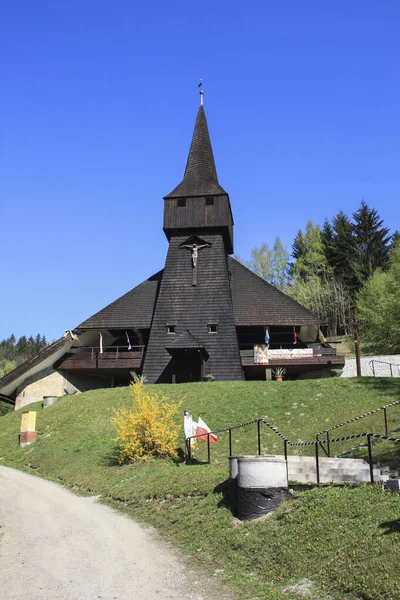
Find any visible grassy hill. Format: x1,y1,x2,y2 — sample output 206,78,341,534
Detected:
1,378,399,599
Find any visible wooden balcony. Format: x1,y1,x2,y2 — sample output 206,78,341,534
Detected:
240,346,345,368
56,345,145,375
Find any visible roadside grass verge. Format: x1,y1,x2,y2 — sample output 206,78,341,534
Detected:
0,378,399,599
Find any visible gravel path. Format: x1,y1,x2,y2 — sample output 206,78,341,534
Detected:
0,467,235,600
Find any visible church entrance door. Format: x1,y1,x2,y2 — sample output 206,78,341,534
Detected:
175,351,202,383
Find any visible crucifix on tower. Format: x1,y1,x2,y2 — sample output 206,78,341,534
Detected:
180,239,211,286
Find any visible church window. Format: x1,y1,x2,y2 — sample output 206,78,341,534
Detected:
208,324,218,333
177,198,186,207
166,325,176,334
206,196,214,206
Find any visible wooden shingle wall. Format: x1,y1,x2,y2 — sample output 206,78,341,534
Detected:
142,233,243,383
163,194,234,254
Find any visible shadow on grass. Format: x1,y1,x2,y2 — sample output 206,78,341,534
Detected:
213,479,233,511
102,445,209,467
380,519,400,535
350,377,400,396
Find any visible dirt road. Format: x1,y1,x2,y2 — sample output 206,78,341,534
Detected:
0,467,234,600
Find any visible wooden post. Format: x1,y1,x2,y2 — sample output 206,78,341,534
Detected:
354,308,362,377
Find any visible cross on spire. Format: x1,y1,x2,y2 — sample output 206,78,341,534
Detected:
164,96,227,198
198,79,204,105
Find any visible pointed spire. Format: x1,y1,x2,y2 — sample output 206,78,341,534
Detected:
164,105,227,198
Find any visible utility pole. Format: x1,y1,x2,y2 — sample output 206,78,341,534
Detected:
354,307,362,377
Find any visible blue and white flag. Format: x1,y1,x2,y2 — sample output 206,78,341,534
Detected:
125,331,132,351
265,327,270,346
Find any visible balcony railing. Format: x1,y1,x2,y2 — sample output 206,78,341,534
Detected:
70,345,145,361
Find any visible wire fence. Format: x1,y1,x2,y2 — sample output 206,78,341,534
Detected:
369,360,400,378
185,402,400,484
316,400,400,457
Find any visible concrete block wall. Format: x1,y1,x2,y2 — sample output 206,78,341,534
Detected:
15,367,66,410
15,367,113,410
340,355,400,378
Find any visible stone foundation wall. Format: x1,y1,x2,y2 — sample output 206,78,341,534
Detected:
15,367,113,410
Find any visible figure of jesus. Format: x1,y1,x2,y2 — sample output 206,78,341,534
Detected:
182,242,209,267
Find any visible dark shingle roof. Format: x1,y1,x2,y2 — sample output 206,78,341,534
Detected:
228,257,322,326
164,105,227,198
75,259,321,333
76,270,163,330
165,329,205,351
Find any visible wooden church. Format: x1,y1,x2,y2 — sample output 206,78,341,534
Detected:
0,97,344,407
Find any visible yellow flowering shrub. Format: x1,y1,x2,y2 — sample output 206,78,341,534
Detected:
112,383,183,463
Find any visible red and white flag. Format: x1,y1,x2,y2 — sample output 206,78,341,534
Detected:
99,332,104,355
196,417,218,444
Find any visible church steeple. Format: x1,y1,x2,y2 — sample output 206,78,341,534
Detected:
165,105,227,198
163,102,234,254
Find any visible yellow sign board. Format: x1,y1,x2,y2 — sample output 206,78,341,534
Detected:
20,411,37,433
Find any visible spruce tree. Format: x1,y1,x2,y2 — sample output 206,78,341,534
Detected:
350,201,391,289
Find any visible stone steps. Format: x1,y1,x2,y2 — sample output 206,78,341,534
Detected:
287,456,388,483
261,454,389,484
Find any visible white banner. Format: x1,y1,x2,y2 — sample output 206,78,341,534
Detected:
267,349,313,360
254,346,314,364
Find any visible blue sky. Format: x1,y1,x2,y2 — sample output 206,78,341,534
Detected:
1,1,399,341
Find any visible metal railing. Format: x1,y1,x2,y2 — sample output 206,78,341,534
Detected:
369,359,400,378
316,399,400,457
185,416,400,484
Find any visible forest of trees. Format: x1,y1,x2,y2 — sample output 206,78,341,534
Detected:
0,334,49,378
238,200,399,353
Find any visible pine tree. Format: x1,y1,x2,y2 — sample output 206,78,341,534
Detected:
350,201,391,289
321,219,335,267
292,230,305,261
329,211,355,286
16,336,28,356
390,231,400,258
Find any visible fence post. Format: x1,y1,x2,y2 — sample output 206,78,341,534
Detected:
284,439,288,461
257,421,261,456
185,438,192,465
326,430,330,457
207,433,211,464
228,428,232,457
367,434,374,484
383,408,388,437
315,442,320,485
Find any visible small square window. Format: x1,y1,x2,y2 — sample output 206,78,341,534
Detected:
167,325,176,334
208,324,218,333
177,198,186,207
206,196,214,206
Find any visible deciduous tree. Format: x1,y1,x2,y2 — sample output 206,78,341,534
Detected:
357,244,400,354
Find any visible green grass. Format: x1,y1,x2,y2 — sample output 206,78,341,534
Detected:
1,378,399,599
0,401,13,417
